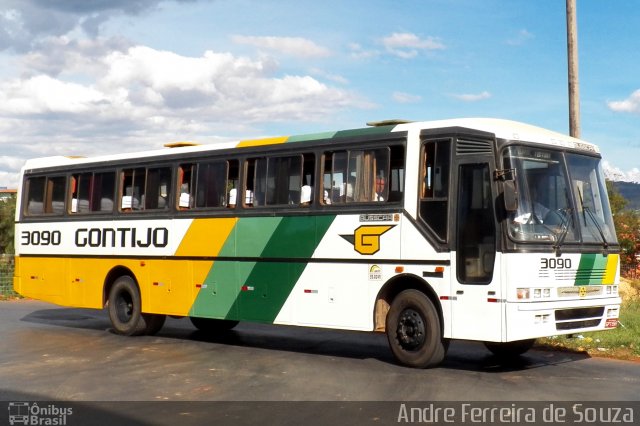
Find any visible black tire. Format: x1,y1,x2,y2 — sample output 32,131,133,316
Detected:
108,276,166,336
190,316,239,333
386,289,446,368
484,339,536,358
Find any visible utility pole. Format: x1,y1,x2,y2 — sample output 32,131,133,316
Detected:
566,0,581,138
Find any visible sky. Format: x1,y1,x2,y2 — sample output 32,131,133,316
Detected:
1,0,640,188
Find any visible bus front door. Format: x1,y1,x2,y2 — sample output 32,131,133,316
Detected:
450,162,503,341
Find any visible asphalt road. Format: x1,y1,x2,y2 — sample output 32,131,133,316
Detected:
1,300,638,425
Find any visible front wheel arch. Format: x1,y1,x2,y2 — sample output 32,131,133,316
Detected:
373,274,443,334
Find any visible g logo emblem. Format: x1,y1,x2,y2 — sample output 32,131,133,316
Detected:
341,225,395,255
579,286,587,298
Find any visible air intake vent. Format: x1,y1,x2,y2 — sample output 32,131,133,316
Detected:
456,139,492,155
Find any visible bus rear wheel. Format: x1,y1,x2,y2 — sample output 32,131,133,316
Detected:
189,316,238,333
108,275,166,336
484,339,536,358
386,289,446,368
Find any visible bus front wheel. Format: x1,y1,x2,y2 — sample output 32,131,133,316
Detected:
108,276,166,336
386,289,446,368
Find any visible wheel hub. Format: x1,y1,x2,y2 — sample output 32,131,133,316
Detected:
116,292,134,322
396,308,426,350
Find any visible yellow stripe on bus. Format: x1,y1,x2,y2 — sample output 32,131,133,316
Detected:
174,217,238,257
236,136,289,148
603,253,619,285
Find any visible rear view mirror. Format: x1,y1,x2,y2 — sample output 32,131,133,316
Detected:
503,180,518,212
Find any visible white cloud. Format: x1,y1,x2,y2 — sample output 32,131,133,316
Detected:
381,32,445,58
0,0,197,50
392,91,421,104
602,160,640,183
506,29,534,46
309,68,348,84
0,43,371,186
22,36,131,76
231,35,331,58
0,75,106,114
3,44,364,123
348,42,379,59
452,91,492,102
607,89,640,114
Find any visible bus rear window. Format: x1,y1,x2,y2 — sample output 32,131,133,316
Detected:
24,176,66,216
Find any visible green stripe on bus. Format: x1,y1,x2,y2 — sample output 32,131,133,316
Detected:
189,217,283,319
227,215,335,322
332,125,396,139
286,131,337,143
575,253,608,286
189,215,335,322
575,254,596,286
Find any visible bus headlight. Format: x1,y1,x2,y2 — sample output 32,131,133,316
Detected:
517,288,530,299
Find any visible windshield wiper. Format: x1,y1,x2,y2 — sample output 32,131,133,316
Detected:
577,188,609,249
553,188,574,256
553,208,573,256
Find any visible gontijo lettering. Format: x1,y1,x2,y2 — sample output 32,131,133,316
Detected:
75,227,169,248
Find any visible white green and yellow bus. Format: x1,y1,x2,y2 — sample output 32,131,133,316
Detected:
13,118,621,368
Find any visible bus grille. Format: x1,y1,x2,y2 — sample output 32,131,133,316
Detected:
557,286,603,297
554,307,604,331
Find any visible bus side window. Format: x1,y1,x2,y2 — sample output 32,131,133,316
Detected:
322,151,347,204
47,176,66,215
246,155,310,207
121,168,144,211
387,145,405,202
322,147,396,204
178,164,195,209
120,167,171,212
300,154,315,206
145,167,172,210
71,173,90,213
178,160,237,210
25,176,46,215
227,160,239,208
95,172,116,212
195,161,227,208
419,139,450,242
71,172,116,214
244,159,257,207
25,176,66,216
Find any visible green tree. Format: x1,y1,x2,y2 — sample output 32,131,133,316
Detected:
607,180,640,276
607,180,628,214
0,195,16,254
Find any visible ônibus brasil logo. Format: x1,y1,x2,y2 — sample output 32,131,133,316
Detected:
7,402,72,425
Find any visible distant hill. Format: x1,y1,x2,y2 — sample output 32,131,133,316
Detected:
611,181,640,211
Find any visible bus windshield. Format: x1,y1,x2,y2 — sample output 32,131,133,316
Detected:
504,146,617,246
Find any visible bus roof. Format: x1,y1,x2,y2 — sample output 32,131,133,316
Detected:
22,118,598,171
